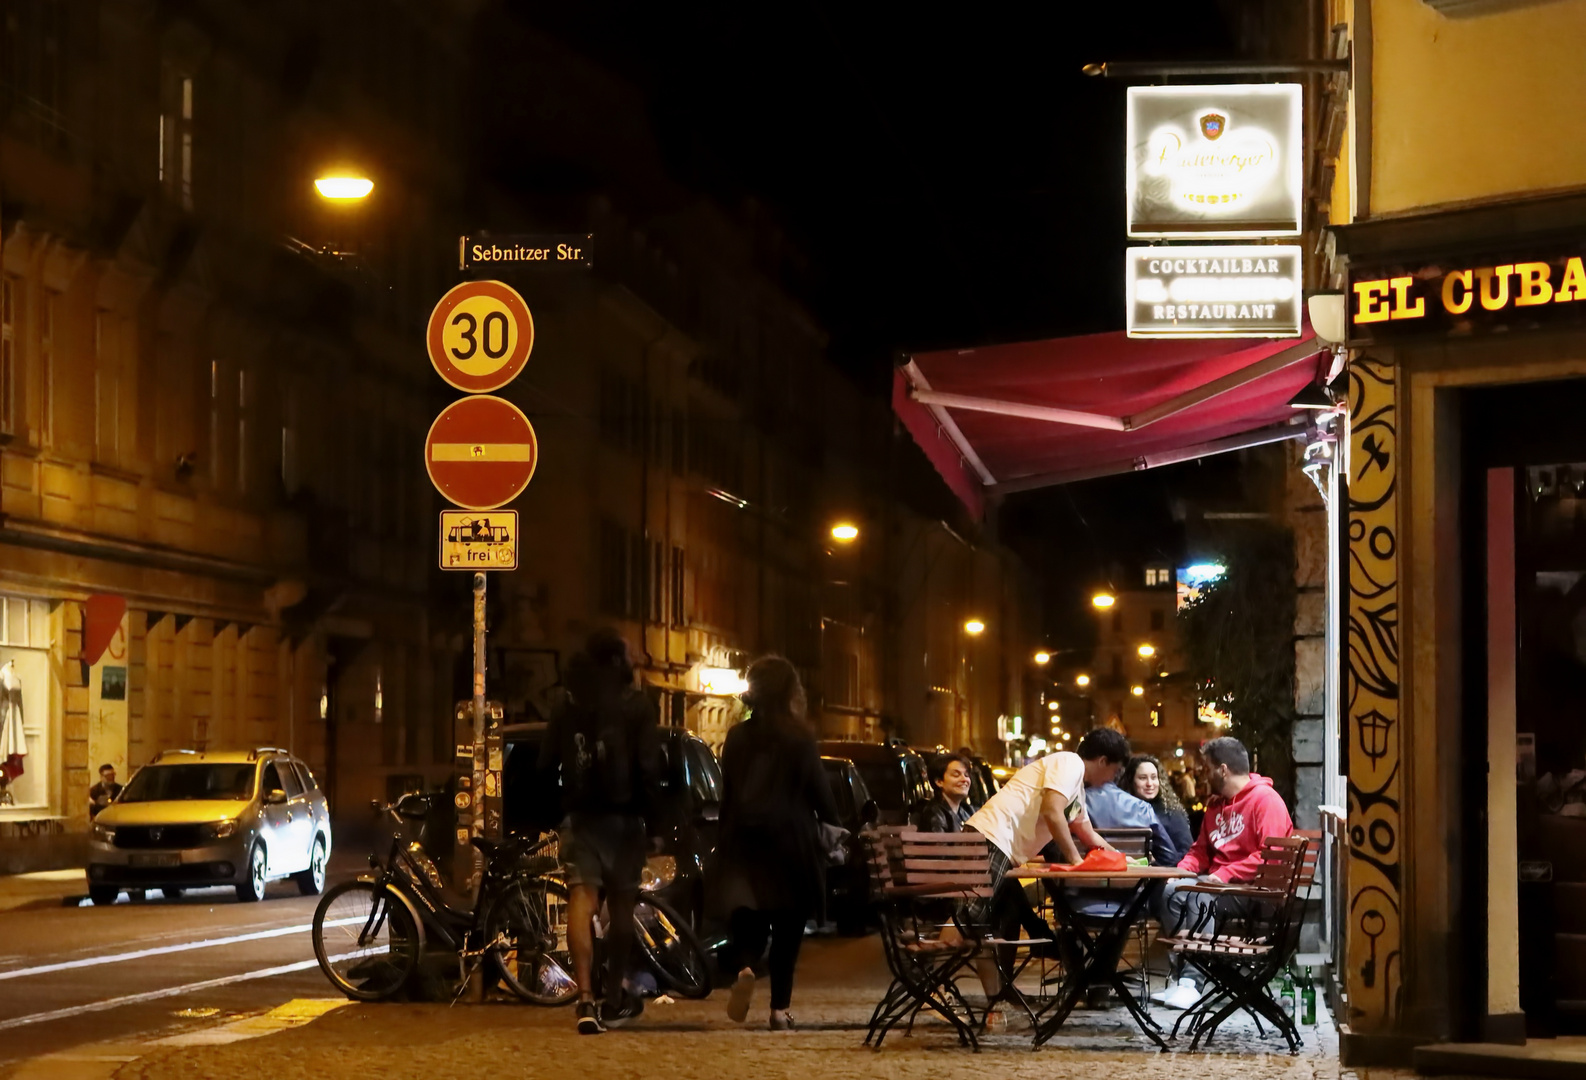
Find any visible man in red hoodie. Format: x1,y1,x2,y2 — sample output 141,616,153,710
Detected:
1153,736,1294,1010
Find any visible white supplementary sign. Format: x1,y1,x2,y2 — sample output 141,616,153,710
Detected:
1125,245,1303,339
1126,83,1302,239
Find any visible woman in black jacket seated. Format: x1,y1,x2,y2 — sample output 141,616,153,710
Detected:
913,753,975,832
1121,753,1194,861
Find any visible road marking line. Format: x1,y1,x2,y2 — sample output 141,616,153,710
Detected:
151,998,350,1047
0,953,357,1032
0,918,363,982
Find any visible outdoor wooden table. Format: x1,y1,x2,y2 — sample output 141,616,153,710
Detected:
1017,865,1195,1050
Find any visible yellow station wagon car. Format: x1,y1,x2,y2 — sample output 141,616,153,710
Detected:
87,748,332,905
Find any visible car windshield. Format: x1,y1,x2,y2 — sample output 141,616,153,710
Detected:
821,761,857,823
852,760,903,810
121,763,256,802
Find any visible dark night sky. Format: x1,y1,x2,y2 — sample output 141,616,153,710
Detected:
516,3,1253,645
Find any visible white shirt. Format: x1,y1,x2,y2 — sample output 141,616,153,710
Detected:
965,751,1088,865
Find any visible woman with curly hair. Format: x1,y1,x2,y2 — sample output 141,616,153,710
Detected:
1122,753,1193,861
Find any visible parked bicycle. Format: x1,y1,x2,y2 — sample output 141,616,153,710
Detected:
310,793,566,1003
520,852,714,1005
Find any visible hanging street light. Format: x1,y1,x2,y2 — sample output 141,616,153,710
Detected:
314,175,374,200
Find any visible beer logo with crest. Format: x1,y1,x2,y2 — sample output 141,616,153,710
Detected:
1199,112,1227,141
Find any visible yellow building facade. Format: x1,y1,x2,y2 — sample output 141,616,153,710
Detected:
1329,0,1586,1060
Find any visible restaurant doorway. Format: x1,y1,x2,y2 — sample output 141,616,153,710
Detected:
1464,377,1586,1039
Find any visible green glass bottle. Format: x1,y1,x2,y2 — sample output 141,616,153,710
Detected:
1301,966,1317,1025
1279,967,1296,1021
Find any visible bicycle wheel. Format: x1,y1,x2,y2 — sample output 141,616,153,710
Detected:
634,894,711,999
313,880,422,1002
485,877,578,1006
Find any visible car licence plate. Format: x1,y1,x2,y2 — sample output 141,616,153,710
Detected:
130,853,180,868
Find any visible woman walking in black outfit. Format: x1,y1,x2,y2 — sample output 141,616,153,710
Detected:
717,656,841,1031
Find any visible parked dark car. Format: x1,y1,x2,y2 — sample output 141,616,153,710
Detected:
500,722,723,929
819,755,878,934
815,741,932,825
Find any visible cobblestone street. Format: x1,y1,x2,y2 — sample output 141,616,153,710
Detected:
109,937,1408,1080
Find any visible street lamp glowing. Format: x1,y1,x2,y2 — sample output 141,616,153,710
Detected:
1033,651,1051,665
314,175,374,200
1047,701,1059,712
963,618,986,635
1091,592,1116,609
1137,643,1156,658
1076,674,1091,687
1062,732,1071,741
1131,685,1145,696
830,523,859,542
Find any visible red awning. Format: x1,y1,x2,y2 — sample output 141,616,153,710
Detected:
894,329,1329,518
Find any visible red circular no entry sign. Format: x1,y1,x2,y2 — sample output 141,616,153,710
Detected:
424,395,539,510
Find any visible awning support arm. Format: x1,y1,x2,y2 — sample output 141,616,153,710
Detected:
987,420,1311,496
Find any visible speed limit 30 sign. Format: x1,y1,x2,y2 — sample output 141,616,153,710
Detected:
426,280,535,393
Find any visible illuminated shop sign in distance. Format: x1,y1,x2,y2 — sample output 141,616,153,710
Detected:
1125,246,1303,339
1126,84,1303,239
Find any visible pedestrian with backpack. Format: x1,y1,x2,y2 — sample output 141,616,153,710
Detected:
537,629,662,1034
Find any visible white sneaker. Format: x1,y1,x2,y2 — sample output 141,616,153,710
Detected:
1158,979,1202,1011
1148,980,1178,1004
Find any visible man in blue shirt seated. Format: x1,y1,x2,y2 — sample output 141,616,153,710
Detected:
1084,776,1184,866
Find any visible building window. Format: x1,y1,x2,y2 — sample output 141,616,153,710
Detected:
236,368,248,492
93,311,120,464
374,667,383,724
670,545,685,624
1150,706,1162,728
599,518,630,618
1111,609,1123,633
280,383,298,495
1150,608,1165,631
0,276,14,436
209,360,220,487
41,290,56,446
179,76,193,209
1110,654,1122,679
1145,567,1172,587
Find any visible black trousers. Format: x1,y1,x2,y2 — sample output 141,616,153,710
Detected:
730,906,807,1011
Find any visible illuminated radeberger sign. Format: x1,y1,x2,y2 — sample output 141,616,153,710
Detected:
1126,245,1302,339
1348,248,1586,343
1127,84,1303,239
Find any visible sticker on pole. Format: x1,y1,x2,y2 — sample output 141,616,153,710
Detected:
424,395,538,510
440,510,518,570
426,280,534,393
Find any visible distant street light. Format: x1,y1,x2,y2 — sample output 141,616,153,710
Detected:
1137,643,1156,658
1062,731,1072,741
1047,701,1059,712
314,175,374,200
963,618,986,635
1076,674,1091,687
1131,685,1145,696
830,523,859,542
1091,593,1116,609
1033,651,1051,665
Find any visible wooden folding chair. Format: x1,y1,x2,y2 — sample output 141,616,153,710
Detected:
862,828,985,1050
1159,835,1311,1053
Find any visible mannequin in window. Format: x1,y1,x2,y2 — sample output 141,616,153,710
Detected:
0,659,24,782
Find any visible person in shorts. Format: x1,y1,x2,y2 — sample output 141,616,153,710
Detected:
538,629,661,1034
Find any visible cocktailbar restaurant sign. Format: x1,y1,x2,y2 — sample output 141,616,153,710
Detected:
1126,84,1303,239
1126,245,1303,339
1349,248,1586,344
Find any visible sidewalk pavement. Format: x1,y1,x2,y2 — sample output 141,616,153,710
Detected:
113,936,1409,1080
0,869,88,912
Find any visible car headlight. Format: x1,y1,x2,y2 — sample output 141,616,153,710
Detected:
92,822,115,843
640,854,677,892
204,820,238,840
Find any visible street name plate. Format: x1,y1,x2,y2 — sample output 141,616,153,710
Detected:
439,510,519,571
